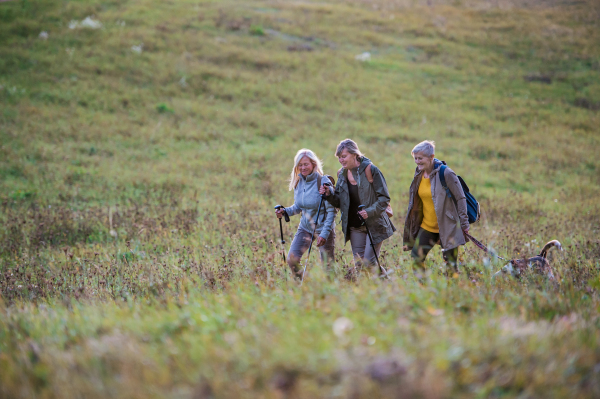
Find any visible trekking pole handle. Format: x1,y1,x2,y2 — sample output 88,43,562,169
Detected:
321,182,331,198
274,205,290,223
357,205,367,225
358,204,366,217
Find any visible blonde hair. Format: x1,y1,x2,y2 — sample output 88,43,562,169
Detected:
335,138,364,159
411,140,435,157
288,149,324,191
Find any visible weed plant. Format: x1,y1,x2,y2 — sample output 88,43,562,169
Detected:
1,0,599,397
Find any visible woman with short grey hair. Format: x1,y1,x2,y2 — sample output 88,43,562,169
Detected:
403,140,470,271
319,139,395,275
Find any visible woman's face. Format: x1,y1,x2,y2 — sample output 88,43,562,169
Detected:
413,152,435,171
298,156,315,177
338,149,359,169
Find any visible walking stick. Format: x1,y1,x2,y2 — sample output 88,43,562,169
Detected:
274,205,290,263
300,182,331,285
357,205,389,278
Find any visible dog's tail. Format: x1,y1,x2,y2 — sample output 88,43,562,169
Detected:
539,240,562,258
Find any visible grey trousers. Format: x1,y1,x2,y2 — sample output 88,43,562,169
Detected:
349,226,382,268
287,228,335,275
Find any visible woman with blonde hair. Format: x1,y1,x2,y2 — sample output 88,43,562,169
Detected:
275,149,336,277
319,139,395,274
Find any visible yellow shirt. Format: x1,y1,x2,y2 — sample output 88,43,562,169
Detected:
418,176,439,233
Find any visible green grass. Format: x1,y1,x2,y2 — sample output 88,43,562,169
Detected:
1,0,600,397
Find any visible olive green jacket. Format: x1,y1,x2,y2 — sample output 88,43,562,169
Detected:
325,157,396,245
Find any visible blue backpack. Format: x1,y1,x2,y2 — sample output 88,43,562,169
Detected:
439,165,481,224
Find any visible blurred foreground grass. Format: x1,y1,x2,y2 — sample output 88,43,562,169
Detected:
1,0,600,397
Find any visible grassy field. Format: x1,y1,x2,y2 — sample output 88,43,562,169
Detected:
1,0,600,397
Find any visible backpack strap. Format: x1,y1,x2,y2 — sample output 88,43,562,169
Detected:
365,164,374,183
317,174,321,190
438,165,453,200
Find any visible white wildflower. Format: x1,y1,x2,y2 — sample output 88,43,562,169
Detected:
80,16,102,29
333,317,353,337
131,43,143,54
39,31,49,40
69,17,103,30
355,52,371,62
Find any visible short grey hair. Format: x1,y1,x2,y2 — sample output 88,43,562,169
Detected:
411,140,435,157
335,138,364,158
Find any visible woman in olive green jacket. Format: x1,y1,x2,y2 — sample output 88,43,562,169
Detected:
320,139,395,271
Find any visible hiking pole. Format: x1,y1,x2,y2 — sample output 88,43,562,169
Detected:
300,182,331,285
274,205,290,263
357,205,389,279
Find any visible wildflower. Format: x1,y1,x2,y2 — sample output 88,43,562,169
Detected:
355,52,371,62
80,17,103,29
131,43,143,54
39,31,49,40
333,317,353,337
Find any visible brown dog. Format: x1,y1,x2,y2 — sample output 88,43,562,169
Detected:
493,240,562,280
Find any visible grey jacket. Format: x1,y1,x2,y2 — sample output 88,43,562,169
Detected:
285,172,336,240
403,159,469,251
325,157,395,245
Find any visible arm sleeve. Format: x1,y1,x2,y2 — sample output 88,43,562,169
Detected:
319,200,336,240
364,166,391,218
284,191,301,217
325,180,342,208
445,168,469,230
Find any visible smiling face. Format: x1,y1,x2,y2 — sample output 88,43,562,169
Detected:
412,152,435,172
298,156,315,177
338,149,360,170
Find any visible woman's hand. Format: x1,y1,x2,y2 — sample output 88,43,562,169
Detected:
318,185,330,196
358,210,368,219
463,227,470,241
275,208,286,219
316,236,326,247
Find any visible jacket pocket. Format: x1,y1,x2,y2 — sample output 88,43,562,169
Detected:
445,211,456,221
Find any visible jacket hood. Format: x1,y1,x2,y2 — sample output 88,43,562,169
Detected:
298,171,319,183
358,156,373,174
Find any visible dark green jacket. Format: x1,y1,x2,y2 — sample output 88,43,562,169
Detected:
325,157,396,245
